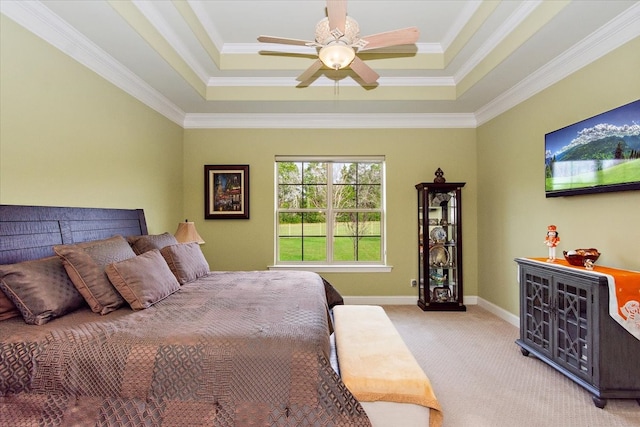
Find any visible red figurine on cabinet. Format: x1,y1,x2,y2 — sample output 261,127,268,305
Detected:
544,224,560,261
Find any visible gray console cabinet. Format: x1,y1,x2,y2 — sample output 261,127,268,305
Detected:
515,258,640,408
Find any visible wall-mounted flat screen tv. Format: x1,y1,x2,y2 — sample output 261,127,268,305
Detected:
545,99,640,197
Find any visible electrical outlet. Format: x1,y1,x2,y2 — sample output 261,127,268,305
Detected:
410,279,417,287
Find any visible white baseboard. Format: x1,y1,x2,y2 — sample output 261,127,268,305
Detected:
342,295,520,328
343,295,417,305
476,297,520,327
343,295,478,306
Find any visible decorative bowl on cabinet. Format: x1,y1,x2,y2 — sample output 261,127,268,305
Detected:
563,248,600,267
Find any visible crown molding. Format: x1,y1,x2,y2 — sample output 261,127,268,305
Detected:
454,0,541,83
1,0,186,126
183,113,477,129
3,1,638,130
476,2,640,126
440,0,483,52
132,0,210,83
185,0,224,51
223,41,442,55
207,75,456,88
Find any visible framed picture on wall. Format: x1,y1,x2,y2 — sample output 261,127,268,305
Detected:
204,165,249,219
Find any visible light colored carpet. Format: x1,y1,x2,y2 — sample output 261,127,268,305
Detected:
382,305,640,427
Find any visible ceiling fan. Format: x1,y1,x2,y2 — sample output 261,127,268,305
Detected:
257,0,419,86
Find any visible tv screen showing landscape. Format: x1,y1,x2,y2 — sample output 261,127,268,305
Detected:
545,99,640,197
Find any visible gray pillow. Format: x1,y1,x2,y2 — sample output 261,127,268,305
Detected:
160,243,210,285
0,256,85,325
127,232,179,255
106,249,180,310
54,235,137,315
0,289,21,321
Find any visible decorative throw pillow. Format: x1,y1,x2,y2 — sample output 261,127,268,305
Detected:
0,256,86,325
54,235,137,315
127,232,179,255
0,288,21,321
106,249,180,310
322,277,345,309
160,243,210,285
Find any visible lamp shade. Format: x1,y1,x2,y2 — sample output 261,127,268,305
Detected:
174,221,205,244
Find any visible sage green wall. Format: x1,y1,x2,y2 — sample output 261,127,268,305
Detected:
183,129,478,297
4,11,636,309
0,16,184,234
476,37,640,315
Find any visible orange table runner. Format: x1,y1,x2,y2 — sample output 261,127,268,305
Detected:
529,258,640,340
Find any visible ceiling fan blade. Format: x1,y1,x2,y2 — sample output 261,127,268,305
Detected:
349,56,379,85
359,27,419,51
327,0,347,33
296,59,324,82
258,51,319,60
257,35,315,46
296,75,322,88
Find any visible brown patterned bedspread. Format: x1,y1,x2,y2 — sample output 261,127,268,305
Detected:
0,270,371,426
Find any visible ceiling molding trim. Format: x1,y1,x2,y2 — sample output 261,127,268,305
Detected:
454,0,543,85
444,1,501,67
184,0,223,50
183,113,477,129
0,0,186,126
133,0,210,82
207,76,455,88
107,0,207,98
475,3,640,126
409,42,443,55
440,0,483,52
226,43,315,55
223,41,441,56
227,49,442,71
457,0,569,98
176,0,222,66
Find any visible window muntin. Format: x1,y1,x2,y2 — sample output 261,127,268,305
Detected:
276,157,385,265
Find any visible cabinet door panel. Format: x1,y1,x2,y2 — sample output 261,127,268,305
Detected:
555,277,592,381
522,269,552,357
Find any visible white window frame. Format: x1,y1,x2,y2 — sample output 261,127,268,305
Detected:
269,155,391,273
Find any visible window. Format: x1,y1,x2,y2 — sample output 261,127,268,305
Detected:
275,156,386,267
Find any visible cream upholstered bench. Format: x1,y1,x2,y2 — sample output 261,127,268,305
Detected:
332,305,443,427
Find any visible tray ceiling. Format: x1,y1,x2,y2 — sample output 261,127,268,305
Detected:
1,1,639,128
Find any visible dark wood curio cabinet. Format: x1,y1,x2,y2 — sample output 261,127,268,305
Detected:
515,258,640,408
416,181,466,311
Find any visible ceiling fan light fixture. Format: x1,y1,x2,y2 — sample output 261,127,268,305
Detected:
319,43,356,70
258,2,417,86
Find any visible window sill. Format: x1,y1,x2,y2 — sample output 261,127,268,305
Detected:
267,265,393,273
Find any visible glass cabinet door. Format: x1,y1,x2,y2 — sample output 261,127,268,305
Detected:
416,182,465,311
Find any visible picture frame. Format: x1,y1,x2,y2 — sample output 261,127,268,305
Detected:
204,165,249,219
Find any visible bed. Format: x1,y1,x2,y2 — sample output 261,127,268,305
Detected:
0,205,371,426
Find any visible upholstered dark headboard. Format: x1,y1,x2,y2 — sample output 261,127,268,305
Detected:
0,205,147,265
